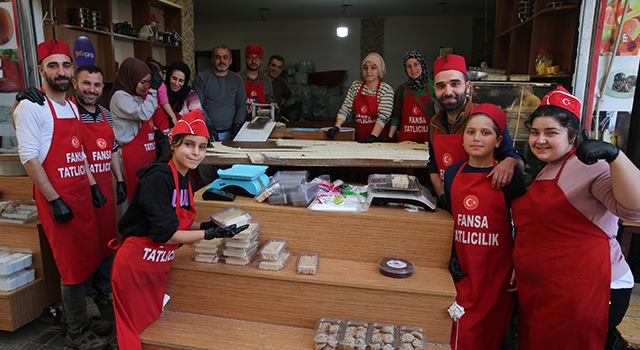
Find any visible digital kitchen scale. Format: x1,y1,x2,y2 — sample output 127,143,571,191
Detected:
366,174,436,211
208,164,269,196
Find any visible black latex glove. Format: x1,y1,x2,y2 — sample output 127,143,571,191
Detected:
90,184,107,208
449,255,468,282
116,181,127,205
204,223,250,240
207,125,218,141
358,134,378,143
230,123,242,139
49,197,74,222
199,220,219,230
15,87,45,105
325,126,340,139
377,136,393,142
437,194,448,210
154,128,165,141
149,72,163,90
576,130,620,165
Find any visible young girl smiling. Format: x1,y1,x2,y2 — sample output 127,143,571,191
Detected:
111,109,248,350
443,103,526,350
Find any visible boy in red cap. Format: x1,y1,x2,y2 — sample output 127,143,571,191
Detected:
13,40,112,349
512,86,640,349
443,103,526,350
111,109,249,350
428,54,525,210
240,44,274,121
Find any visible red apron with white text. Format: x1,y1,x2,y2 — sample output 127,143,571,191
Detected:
244,78,266,122
33,97,101,284
152,108,171,133
121,118,156,201
399,88,430,143
449,161,515,350
353,81,389,141
112,159,196,350
433,130,468,181
511,151,610,349
76,100,117,259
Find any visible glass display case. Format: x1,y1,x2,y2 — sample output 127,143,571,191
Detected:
471,81,557,184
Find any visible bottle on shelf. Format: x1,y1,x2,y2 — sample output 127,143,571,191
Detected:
150,13,160,41
534,49,553,75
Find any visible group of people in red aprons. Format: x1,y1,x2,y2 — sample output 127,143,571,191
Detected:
430,54,640,350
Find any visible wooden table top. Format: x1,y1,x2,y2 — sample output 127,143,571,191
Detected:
202,139,430,168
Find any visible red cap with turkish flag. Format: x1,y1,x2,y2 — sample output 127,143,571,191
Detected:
433,54,467,77
470,103,507,133
172,109,209,138
37,40,73,64
538,86,582,120
245,44,263,58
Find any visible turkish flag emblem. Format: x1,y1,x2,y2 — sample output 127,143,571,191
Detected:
463,195,479,210
443,153,453,166
412,106,420,115
71,136,80,148
360,105,368,114
96,138,107,149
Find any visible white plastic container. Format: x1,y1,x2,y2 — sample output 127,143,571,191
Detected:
0,250,33,276
0,268,35,291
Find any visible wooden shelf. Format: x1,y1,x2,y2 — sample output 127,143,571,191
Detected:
58,24,111,36
535,4,580,16
113,33,148,42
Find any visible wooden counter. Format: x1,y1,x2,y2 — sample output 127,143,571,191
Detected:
143,188,455,348
202,139,430,168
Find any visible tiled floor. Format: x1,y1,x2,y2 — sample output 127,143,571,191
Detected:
0,300,117,350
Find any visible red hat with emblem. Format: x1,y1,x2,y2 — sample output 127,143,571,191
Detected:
37,40,73,64
470,103,507,133
245,44,264,58
172,109,209,138
538,86,581,120
433,54,467,77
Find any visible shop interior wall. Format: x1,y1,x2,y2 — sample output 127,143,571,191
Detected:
194,16,474,90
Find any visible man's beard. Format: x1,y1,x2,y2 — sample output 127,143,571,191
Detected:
46,75,71,92
247,64,259,72
76,92,98,106
439,92,467,112
216,63,228,72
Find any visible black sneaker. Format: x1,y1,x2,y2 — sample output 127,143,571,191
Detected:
61,320,113,337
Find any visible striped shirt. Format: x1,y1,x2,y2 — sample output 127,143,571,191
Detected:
77,103,119,152
336,80,394,128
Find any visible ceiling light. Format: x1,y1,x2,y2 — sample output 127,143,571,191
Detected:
336,2,352,38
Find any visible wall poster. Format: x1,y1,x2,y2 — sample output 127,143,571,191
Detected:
0,0,26,92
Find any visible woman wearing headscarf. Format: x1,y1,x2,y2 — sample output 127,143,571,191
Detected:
326,52,394,142
384,50,434,143
110,57,162,202
165,61,201,119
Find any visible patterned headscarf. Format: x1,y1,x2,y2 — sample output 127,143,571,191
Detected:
404,50,428,91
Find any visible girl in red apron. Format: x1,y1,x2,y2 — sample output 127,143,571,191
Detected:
109,57,159,202
386,50,432,143
512,87,640,349
443,104,526,350
110,110,249,350
327,52,393,142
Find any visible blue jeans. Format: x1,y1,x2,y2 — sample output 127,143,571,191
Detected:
84,255,114,298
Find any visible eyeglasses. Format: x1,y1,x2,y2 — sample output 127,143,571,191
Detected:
246,55,261,62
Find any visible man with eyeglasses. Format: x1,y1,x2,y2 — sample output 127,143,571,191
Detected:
239,44,274,121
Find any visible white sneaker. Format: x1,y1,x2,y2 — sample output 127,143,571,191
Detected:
85,296,101,319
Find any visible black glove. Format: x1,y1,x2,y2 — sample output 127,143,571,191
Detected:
207,125,219,141
377,136,393,142
199,220,219,230
325,126,340,139
90,184,107,208
437,194,448,210
154,128,165,141
149,72,163,90
449,254,468,282
49,197,74,222
230,123,242,139
358,134,378,143
15,87,45,105
116,181,127,205
576,130,620,165
204,223,250,240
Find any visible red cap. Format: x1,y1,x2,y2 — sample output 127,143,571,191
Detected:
245,44,263,58
37,40,73,64
470,103,507,133
433,54,467,77
172,109,210,138
539,86,581,120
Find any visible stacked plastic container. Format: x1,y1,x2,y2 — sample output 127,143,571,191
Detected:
210,207,259,266
0,247,35,291
268,170,319,206
255,239,290,271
